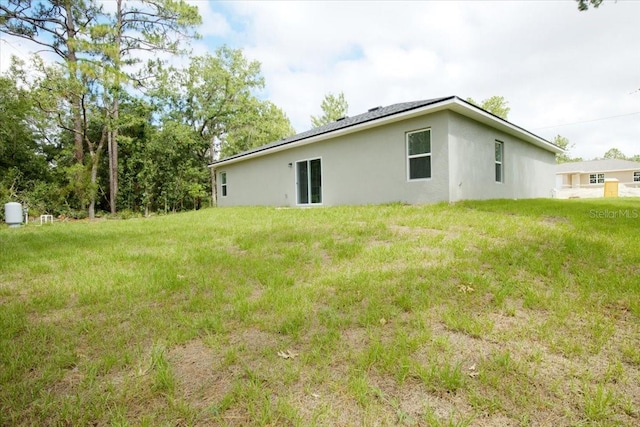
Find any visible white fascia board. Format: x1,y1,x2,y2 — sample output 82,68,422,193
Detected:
556,171,586,175
211,97,562,169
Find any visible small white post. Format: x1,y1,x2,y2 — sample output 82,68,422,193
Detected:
40,214,54,225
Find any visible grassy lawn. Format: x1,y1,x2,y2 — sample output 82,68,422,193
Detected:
1,199,639,426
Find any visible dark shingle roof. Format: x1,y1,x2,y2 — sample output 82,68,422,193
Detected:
215,96,455,164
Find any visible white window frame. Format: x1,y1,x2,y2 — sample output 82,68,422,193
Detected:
220,172,227,196
589,173,604,184
634,171,640,182
406,128,432,181
295,157,322,205
495,141,504,183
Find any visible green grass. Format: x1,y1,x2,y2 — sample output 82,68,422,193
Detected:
1,198,639,426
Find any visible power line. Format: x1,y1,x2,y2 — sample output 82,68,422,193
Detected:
533,111,640,131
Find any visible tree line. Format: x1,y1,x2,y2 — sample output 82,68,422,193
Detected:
0,0,294,220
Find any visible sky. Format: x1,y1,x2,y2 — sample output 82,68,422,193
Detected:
1,0,639,160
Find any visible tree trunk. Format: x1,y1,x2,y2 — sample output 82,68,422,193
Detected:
210,138,218,206
108,0,123,214
211,167,217,207
108,109,119,214
88,126,108,220
63,1,84,164
72,97,84,163
88,153,98,219
112,104,119,213
108,131,114,212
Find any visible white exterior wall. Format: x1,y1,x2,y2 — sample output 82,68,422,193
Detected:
215,110,557,207
447,112,556,201
216,150,295,206
216,112,451,207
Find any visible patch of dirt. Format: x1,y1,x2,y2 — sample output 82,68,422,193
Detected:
341,327,369,352
366,238,393,249
29,303,79,324
160,330,300,423
371,373,473,424
312,241,332,264
229,327,277,351
246,282,264,303
49,365,84,396
167,340,231,410
541,215,569,226
390,224,452,239
226,244,248,256
485,308,531,335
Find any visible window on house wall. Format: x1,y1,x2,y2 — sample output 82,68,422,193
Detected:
220,172,227,196
634,171,640,182
589,173,604,184
495,141,504,183
296,158,322,204
407,129,431,180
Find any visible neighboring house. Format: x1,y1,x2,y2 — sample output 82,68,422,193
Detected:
555,159,640,189
211,96,562,207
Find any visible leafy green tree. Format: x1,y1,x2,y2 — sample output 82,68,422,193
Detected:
0,63,73,219
151,46,274,205
466,96,510,120
0,74,49,216
103,96,154,214
222,99,295,158
0,1,111,218
141,121,208,213
553,135,582,164
154,47,264,159
603,148,628,160
311,92,349,128
23,57,106,218
577,0,603,11
1,4,292,216
0,0,102,164
91,0,201,214
1,0,201,217
0,76,42,179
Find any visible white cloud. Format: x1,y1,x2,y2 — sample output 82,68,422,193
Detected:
186,1,231,37
0,35,36,74
197,0,640,160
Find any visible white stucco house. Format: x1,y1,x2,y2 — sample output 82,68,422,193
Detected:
210,96,562,207
555,159,640,189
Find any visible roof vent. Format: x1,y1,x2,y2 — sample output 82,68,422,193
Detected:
336,116,348,121
368,106,382,112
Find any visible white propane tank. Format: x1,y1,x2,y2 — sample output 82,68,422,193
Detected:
4,202,23,228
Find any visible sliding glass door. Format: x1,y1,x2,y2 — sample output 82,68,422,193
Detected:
296,158,322,205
